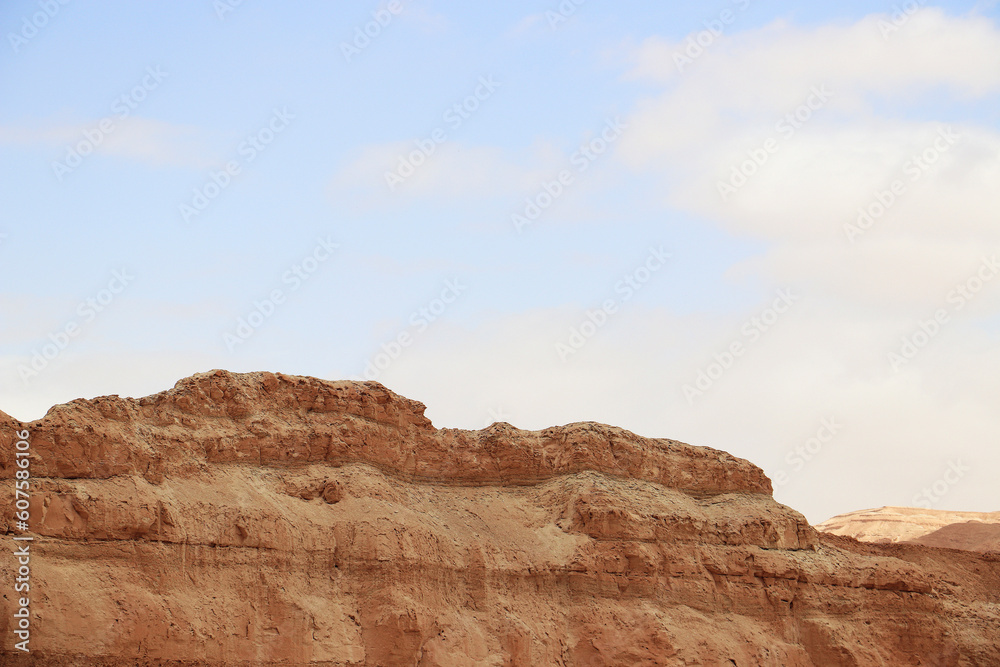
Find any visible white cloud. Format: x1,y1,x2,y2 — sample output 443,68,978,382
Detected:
730,239,1000,313
327,136,623,222
617,9,1000,308
329,141,548,200
100,117,214,167
0,117,215,169
627,10,1000,98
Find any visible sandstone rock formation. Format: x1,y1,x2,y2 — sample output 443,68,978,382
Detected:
818,506,1000,552
0,370,997,665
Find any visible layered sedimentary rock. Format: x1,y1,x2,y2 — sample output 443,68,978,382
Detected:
0,370,997,666
818,506,1000,552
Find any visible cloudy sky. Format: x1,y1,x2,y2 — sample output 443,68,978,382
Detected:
2,0,998,523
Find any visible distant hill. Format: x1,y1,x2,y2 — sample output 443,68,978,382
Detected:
817,505,1000,552
909,521,1000,552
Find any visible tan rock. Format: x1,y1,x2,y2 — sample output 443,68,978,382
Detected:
817,506,1000,549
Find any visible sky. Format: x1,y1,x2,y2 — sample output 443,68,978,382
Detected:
1,0,998,524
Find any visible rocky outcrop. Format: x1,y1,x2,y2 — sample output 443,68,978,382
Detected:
0,370,997,666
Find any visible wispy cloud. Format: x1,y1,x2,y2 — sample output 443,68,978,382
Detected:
615,9,1000,309
0,117,216,169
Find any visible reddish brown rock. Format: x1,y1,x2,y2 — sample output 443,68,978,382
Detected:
0,370,997,666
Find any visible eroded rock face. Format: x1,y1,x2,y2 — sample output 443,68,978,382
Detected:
0,370,997,666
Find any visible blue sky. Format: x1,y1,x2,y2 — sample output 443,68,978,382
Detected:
2,0,999,523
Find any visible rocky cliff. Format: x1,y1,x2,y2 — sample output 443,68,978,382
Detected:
0,370,998,666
